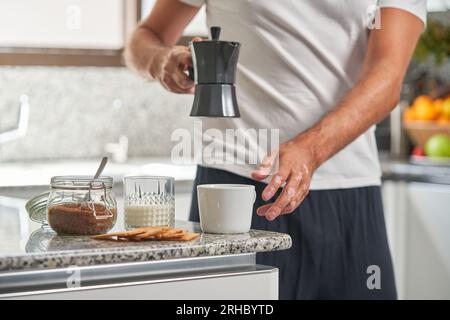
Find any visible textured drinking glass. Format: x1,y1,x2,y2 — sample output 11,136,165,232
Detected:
123,176,175,229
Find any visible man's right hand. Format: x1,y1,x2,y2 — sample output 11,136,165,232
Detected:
151,45,195,94
125,0,201,93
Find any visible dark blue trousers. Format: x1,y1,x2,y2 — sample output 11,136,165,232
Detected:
189,165,397,300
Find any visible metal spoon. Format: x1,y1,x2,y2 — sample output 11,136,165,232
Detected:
84,156,108,201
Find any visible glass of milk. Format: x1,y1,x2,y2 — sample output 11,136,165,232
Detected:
123,176,175,229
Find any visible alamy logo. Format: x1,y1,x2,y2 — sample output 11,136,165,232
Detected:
66,5,82,31
366,265,381,290
366,5,381,30
171,120,280,173
66,265,81,288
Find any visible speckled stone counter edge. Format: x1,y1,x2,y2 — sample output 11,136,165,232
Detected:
0,232,292,272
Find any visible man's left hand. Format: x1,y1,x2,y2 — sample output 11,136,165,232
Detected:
251,137,318,221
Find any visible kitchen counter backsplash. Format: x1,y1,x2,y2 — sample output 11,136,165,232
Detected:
0,66,194,162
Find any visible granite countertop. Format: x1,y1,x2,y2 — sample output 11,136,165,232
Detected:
0,221,292,273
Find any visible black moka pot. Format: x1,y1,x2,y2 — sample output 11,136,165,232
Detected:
189,26,241,118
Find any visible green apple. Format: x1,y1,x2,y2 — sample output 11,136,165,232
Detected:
425,134,450,158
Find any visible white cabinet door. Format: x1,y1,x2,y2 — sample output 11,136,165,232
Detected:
382,181,450,300
6,268,279,300
404,183,450,300
0,0,125,49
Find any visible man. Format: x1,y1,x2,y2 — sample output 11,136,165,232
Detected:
125,0,426,299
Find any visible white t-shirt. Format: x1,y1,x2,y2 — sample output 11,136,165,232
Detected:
180,0,426,189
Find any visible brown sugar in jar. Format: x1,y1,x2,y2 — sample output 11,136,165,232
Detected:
39,176,118,235
48,203,117,235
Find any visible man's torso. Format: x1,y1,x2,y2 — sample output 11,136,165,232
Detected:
195,0,381,189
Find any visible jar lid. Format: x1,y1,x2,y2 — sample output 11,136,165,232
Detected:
51,176,113,190
26,191,50,225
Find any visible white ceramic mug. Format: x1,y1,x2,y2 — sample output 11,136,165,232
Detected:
197,184,256,234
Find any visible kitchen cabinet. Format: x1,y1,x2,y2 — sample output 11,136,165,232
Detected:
0,0,125,50
1,254,278,300
382,181,450,299
0,0,208,66
0,0,139,66
11,272,278,300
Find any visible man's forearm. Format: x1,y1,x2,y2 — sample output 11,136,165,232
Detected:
296,61,402,168
297,8,423,169
125,0,200,80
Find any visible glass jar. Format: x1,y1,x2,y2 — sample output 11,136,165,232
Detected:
27,176,117,235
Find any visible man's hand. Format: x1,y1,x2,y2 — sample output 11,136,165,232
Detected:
124,0,200,93
146,35,202,94
251,137,318,221
151,45,196,94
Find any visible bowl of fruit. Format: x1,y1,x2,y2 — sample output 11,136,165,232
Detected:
403,95,450,165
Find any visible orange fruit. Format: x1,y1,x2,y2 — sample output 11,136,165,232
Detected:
413,95,433,107
415,105,437,121
413,96,437,121
403,107,417,121
433,99,444,115
442,98,450,119
436,117,450,125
